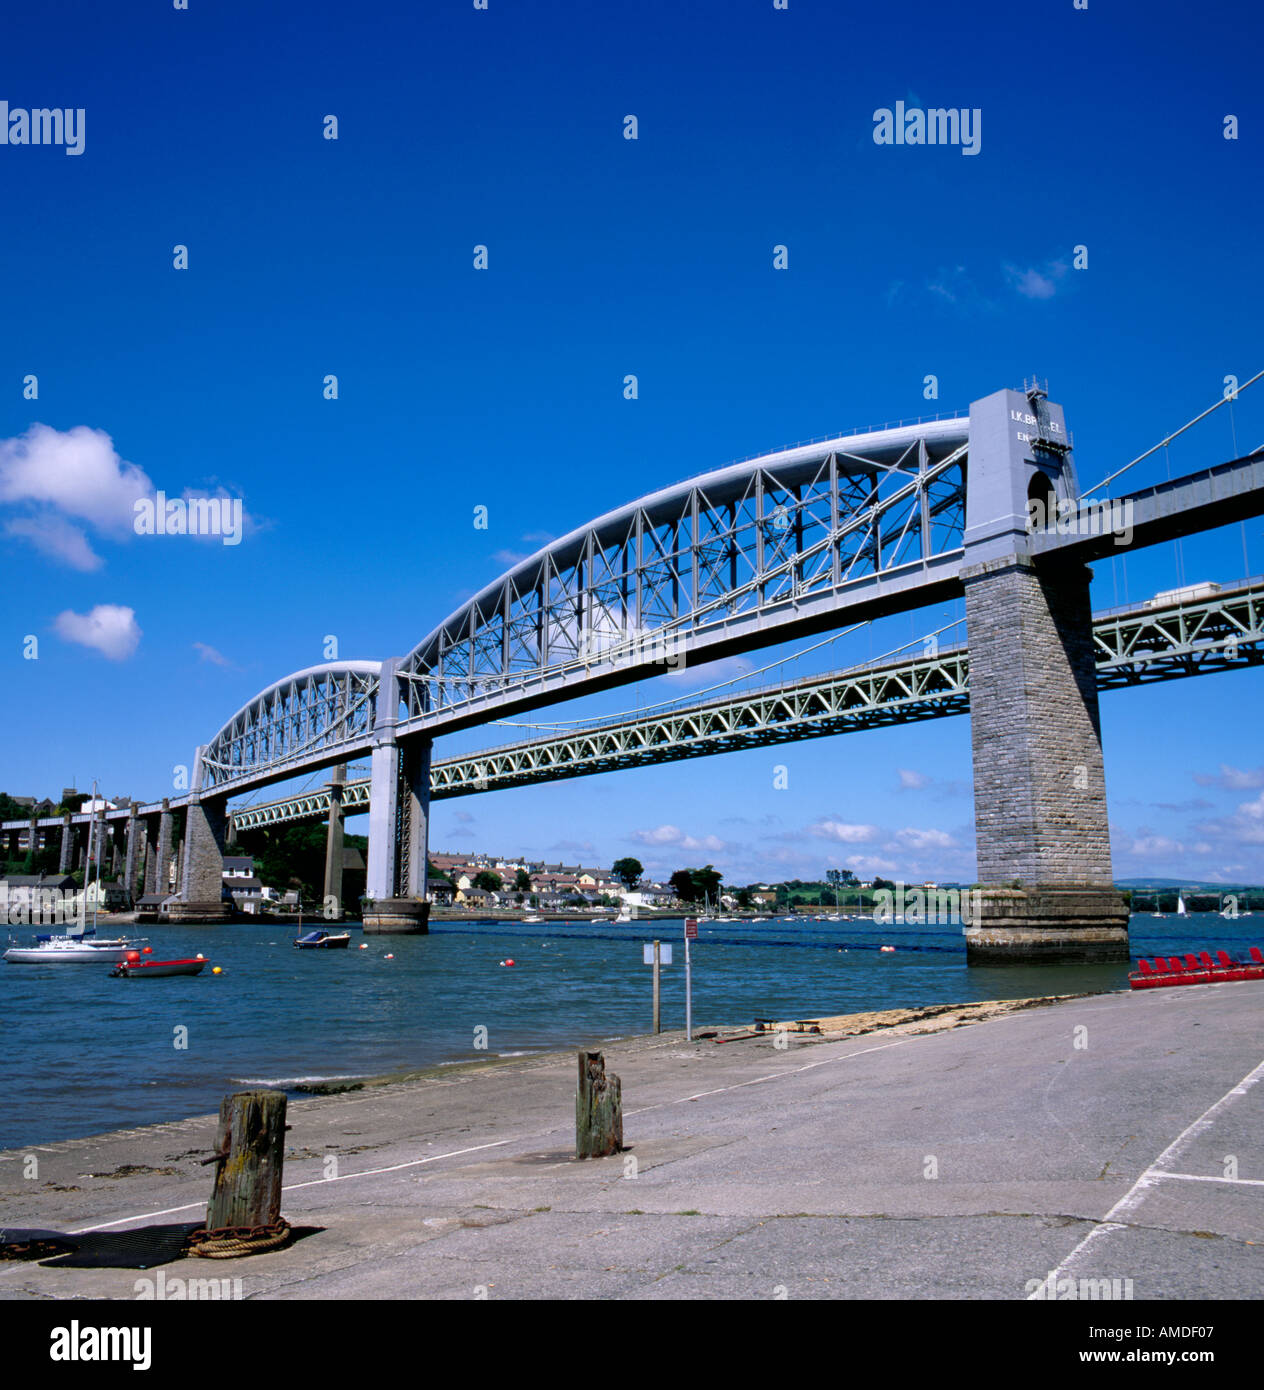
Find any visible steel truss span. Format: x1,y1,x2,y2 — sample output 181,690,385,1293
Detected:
199,662,381,792
224,579,1264,830
394,421,970,734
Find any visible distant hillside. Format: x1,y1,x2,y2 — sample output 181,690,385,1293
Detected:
1115,878,1258,891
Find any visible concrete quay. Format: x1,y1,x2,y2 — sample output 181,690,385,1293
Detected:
1,982,1261,1300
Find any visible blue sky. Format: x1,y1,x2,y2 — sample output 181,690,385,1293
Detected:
2,0,1263,886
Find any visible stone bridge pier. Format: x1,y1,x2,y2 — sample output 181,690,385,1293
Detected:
58,814,73,873
167,750,230,923
323,764,346,917
960,386,1129,963
363,659,430,933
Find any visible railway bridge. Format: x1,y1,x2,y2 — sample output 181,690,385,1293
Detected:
8,384,1264,962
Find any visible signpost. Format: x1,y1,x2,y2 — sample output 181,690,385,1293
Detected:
643,940,671,1033
683,918,697,1041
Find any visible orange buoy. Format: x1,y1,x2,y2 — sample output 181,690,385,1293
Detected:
212,966,222,975
384,953,395,960
125,950,140,963
142,946,153,954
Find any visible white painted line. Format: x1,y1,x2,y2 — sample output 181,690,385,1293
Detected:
625,1036,916,1115
71,1138,513,1233
1153,1170,1264,1188
1034,1055,1264,1293
73,1038,920,1233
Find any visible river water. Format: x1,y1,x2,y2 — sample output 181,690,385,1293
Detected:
2,911,1259,1148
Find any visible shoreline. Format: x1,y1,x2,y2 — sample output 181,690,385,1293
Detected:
1,988,1107,1155
2,979,1260,1301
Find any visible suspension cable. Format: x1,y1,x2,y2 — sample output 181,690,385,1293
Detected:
1084,368,1264,495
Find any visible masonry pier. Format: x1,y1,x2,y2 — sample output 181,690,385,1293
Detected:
166,750,230,923
960,387,1129,962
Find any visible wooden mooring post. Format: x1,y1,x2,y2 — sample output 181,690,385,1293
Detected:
205,1089,287,1230
575,1050,622,1159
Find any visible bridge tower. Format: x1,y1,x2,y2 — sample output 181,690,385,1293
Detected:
363,659,431,933
960,385,1129,962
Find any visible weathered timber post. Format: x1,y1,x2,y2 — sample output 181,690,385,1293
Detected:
575,1050,622,1159
205,1089,287,1230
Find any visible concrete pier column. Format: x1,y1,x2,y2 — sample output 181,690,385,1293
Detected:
960,386,1128,963
363,659,429,934
323,763,347,915
109,821,124,878
58,814,72,873
402,739,432,901
71,823,86,871
365,741,400,901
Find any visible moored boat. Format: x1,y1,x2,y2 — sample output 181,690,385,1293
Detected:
111,954,208,978
4,932,146,964
1128,946,1264,990
293,930,351,949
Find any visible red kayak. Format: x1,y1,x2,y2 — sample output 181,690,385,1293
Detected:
1129,946,1264,990
111,956,208,978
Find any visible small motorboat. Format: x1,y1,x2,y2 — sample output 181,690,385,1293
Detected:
111,954,208,978
1128,946,1264,990
293,930,351,949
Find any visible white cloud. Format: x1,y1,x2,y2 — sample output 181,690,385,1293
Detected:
897,768,931,791
807,819,880,844
1003,260,1068,300
0,423,152,537
1193,764,1264,790
628,824,727,852
895,827,956,851
53,604,142,660
843,854,900,876
193,641,231,667
4,514,102,571
630,824,685,845
1126,832,1186,858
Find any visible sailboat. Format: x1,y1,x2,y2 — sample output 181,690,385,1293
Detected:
1177,893,1188,917
4,780,145,964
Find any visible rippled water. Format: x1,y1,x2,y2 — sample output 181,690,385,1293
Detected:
2,912,1258,1148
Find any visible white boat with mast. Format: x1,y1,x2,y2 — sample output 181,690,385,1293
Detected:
3,781,145,964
